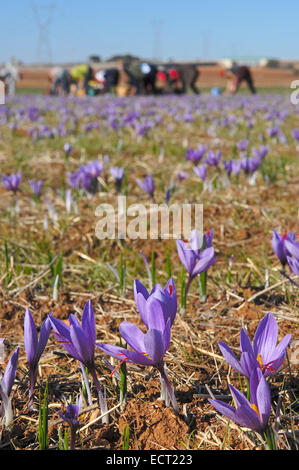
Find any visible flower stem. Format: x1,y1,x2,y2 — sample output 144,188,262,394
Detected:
80,363,92,406
89,366,109,424
158,365,179,414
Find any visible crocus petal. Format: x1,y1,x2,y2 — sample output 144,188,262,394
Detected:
162,318,171,355
240,351,258,378
192,248,216,277
235,404,262,431
285,239,299,260
134,279,149,302
3,347,19,397
287,256,299,277
229,384,251,409
97,343,151,366
256,374,271,429
135,292,150,327
218,342,245,375
119,321,145,352
209,398,241,425
70,324,93,366
81,300,96,347
271,334,292,362
253,313,278,363
36,317,51,362
146,297,167,331
49,316,71,341
144,328,165,364
24,308,39,365
176,240,196,274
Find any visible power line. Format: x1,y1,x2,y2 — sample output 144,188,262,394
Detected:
151,19,164,61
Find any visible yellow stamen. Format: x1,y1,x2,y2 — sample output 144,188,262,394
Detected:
142,352,151,360
251,403,261,420
257,353,263,372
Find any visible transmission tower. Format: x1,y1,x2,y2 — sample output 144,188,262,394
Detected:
151,19,164,61
31,2,55,65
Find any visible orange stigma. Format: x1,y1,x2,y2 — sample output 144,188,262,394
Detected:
257,354,275,373
110,353,128,377
251,403,261,420
169,284,173,296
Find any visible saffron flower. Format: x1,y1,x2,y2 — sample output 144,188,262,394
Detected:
218,313,292,378
49,301,107,419
24,308,51,405
193,165,207,181
271,230,296,267
284,238,299,260
176,171,189,182
28,179,43,198
185,145,206,164
2,171,21,193
58,395,82,450
287,256,299,279
176,229,217,295
110,166,124,192
209,367,271,434
64,142,72,156
136,173,155,199
237,139,249,152
0,347,19,427
97,287,178,413
205,150,221,166
134,278,177,328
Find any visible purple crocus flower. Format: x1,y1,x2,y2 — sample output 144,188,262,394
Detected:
218,313,292,378
231,160,242,176
252,145,269,160
271,230,296,267
136,173,155,199
110,166,124,193
49,301,107,417
2,171,22,193
28,179,43,198
134,278,177,329
223,160,233,177
64,142,72,156
84,160,103,179
237,139,249,152
58,395,82,450
0,347,19,427
291,128,299,141
284,238,299,260
241,157,261,174
1,347,19,399
176,171,189,182
176,229,217,297
185,145,206,164
97,308,179,412
177,235,216,281
110,166,124,183
193,165,207,181
24,308,51,405
209,367,271,433
287,256,299,278
205,150,221,166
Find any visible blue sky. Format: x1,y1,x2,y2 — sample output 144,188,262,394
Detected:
1,0,298,64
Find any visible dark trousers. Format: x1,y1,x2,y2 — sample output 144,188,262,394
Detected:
190,67,200,94
235,67,256,94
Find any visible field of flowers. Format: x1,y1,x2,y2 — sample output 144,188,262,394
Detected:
0,91,298,451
